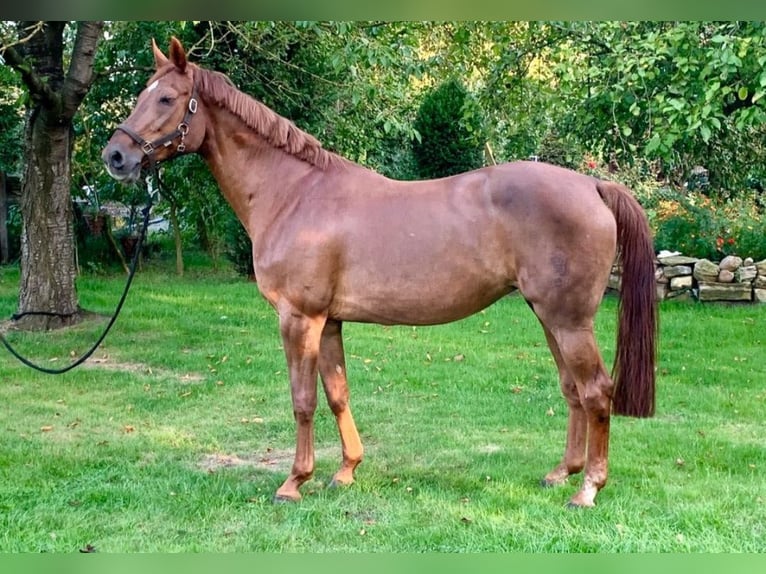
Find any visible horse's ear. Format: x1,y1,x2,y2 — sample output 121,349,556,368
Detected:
168,36,187,73
152,38,169,69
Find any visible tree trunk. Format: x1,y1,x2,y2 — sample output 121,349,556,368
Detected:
17,111,80,330
5,21,104,331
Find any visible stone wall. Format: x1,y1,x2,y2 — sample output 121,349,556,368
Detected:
608,251,766,303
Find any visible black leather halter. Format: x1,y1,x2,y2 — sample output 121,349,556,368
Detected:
116,87,199,159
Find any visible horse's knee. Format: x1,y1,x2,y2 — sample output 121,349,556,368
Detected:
581,373,614,419
559,374,581,406
325,395,349,416
293,406,315,426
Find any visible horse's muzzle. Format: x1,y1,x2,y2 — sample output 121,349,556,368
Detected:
102,140,143,183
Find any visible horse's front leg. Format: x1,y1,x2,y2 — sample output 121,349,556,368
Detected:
274,305,327,502
318,319,363,488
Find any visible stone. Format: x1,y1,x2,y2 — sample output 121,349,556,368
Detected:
755,289,766,303
608,273,621,290
735,265,757,284
719,255,743,272
755,259,766,275
755,275,766,289
657,254,699,266
693,259,720,282
744,257,754,266
718,269,735,283
697,282,752,302
662,265,692,278
670,276,693,290
666,289,693,302
656,283,669,301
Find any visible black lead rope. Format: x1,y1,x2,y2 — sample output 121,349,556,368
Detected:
0,182,156,375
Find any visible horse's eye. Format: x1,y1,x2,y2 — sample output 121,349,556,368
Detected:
158,95,173,105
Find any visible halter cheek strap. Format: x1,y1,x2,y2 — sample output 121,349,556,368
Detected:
116,89,199,160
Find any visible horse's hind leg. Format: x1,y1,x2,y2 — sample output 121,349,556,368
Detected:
531,298,614,507
550,326,614,507
318,319,363,488
538,324,587,488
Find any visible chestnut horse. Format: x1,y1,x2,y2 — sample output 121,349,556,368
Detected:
103,37,657,507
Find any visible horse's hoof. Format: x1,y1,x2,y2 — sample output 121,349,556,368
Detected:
566,496,596,509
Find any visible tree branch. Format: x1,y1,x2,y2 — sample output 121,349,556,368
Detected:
62,21,104,120
0,21,44,52
1,43,58,109
92,64,155,83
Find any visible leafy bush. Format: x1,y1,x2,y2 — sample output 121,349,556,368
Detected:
583,158,766,261
2,204,22,263
224,212,254,278
533,130,587,170
366,131,420,181
412,79,486,179
647,187,766,260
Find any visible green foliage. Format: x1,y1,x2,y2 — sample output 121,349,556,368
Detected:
412,78,486,179
0,64,23,174
645,187,766,260
533,130,586,169
547,21,766,190
184,22,424,172
2,204,21,262
8,20,766,273
223,211,254,278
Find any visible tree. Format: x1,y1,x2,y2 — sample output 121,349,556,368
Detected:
543,21,766,189
1,21,103,330
412,78,486,179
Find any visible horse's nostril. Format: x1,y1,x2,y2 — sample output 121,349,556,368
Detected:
109,149,124,169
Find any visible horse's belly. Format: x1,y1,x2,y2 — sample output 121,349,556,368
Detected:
333,272,515,326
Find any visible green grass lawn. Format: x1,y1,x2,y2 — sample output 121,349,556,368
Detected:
0,259,765,552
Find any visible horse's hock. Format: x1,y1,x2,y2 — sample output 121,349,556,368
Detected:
608,251,766,303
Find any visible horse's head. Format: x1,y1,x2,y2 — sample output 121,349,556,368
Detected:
102,37,204,183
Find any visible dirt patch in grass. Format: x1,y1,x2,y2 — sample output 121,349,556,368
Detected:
199,452,286,473
199,447,338,474
83,354,205,382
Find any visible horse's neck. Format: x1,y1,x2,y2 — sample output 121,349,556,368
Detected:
198,107,320,238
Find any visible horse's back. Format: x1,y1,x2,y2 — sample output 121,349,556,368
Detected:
488,161,613,226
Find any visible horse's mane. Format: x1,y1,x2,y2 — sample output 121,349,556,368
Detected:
191,64,336,170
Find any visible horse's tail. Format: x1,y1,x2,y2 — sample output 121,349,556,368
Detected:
596,180,657,418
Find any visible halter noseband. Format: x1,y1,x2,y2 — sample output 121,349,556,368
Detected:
116,87,199,161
